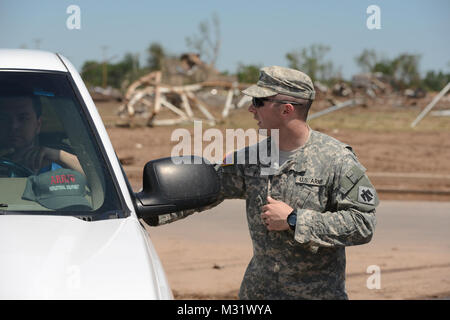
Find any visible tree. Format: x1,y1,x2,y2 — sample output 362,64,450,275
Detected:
355,49,423,89
392,53,421,88
372,61,395,76
81,53,141,89
286,44,336,82
185,13,221,68
355,49,379,73
147,42,166,71
81,61,103,87
107,53,139,88
423,70,450,91
236,64,261,83
355,49,394,76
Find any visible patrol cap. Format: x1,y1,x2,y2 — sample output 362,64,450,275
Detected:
22,168,91,210
242,66,315,100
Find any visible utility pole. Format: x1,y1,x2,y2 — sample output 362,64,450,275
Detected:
101,45,108,88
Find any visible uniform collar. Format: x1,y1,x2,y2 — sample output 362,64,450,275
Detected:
268,126,315,175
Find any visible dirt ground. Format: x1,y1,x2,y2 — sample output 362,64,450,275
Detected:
96,97,450,299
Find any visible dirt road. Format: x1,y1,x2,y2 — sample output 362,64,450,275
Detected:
146,200,450,300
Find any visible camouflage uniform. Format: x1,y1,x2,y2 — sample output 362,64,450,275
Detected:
153,66,378,299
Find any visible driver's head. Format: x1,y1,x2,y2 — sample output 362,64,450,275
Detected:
0,85,42,150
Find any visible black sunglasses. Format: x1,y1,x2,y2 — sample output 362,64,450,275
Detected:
252,97,304,108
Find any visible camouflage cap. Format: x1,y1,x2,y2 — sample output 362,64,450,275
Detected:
242,66,315,100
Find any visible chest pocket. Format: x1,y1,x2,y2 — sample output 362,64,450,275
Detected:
294,175,327,211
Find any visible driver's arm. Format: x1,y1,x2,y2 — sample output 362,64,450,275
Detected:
55,149,84,175
24,146,84,175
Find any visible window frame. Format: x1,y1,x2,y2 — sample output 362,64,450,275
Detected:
0,69,130,221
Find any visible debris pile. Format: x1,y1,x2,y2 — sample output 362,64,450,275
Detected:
88,54,447,127
116,59,252,126
351,72,390,98
332,82,353,97
89,86,122,102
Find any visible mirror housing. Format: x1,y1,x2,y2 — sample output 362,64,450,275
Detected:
134,156,220,220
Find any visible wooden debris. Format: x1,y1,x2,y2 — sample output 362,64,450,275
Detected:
411,82,450,128
118,71,252,126
308,99,364,120
118,156,135,165
431,110,450,117
212,263,225,270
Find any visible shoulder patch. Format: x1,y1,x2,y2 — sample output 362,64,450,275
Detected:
357,186,376,205
340,164,365,195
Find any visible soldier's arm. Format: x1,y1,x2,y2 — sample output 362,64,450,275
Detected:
144,161,246,226
293,153,378,248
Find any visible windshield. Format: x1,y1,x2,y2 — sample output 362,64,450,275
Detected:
0,71,125,220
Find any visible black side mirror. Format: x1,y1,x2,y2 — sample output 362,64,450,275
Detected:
134,156,220,219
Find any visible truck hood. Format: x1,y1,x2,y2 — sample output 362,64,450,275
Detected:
0,215,172,299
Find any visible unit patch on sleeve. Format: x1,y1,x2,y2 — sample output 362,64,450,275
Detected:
358,186,376,205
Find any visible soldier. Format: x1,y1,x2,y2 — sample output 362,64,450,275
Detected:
148,66,378,299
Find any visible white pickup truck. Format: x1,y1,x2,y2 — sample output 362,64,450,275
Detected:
0,49,220,299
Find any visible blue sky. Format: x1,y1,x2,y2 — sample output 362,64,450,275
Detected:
1,0,449,79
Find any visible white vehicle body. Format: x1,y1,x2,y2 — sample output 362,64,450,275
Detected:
0,49,172,299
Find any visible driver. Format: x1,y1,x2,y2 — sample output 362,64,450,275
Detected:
0,91,83,175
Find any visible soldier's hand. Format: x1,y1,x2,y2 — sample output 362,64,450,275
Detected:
261,196,293,231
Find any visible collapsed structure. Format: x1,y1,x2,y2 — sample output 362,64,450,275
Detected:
116,54,251,126
89,55,446,127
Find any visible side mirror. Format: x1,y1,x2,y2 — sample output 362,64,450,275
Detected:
134,156,220,219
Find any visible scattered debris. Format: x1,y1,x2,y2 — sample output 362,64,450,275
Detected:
351,72,391,98
411,82,450,127
89,86,122,102
332,82,353,97
161,53,236,85
101,58,446,127
431,110,450,117
113,54,256,126
308,99,364,120
314,81,329,94
118,73,251,126
212,263,224,270
118,156,135,165
404,87,427,99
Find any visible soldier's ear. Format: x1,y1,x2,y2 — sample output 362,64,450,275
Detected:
282,103,295,115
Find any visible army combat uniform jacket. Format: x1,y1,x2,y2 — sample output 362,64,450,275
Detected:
154,129,378,300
